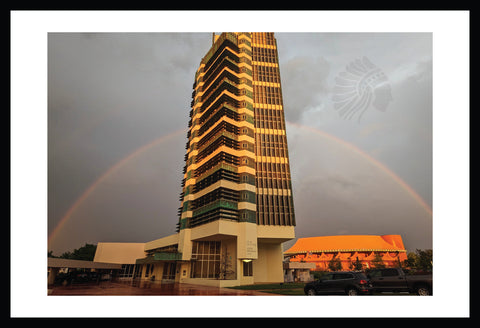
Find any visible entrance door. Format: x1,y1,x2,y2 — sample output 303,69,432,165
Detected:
162,262,177,283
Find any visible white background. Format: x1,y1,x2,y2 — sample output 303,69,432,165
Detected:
11,10,469,318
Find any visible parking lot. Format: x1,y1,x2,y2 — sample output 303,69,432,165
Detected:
48,281,275,296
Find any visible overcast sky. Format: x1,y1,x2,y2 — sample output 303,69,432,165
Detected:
45,31,435,255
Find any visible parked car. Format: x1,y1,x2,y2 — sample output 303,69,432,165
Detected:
304,271,373,295
53,271,100,285
366,267,432,295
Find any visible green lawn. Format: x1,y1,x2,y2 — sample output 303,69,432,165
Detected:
227,282,306,295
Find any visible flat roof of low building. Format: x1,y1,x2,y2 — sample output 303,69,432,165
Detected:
48,258,122,269
93,242,146,264
144,234,179,252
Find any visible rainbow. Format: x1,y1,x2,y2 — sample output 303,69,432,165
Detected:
48,128,187,246
49,122,432,247
286,121,432,216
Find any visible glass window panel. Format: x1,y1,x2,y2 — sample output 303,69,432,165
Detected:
189,241,222,279
201,260,208,277
209,261,216,278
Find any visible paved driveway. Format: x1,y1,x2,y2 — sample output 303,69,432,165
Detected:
48,281,275,296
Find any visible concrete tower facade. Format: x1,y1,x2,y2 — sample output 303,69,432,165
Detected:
141,33,296,286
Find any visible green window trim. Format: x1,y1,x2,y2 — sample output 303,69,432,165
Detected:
238,209,256,223
239,190,257,204
192,199,238,217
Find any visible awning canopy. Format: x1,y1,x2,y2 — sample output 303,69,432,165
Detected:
136,252,182,264
285,235,407,255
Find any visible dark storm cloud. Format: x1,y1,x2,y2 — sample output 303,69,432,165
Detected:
287,124,432,250
51,135,185,250
48,33,211,247
277,33,433,252
278,33,433,211
280,55,330,123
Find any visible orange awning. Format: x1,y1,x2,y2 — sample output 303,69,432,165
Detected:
285,235,406,255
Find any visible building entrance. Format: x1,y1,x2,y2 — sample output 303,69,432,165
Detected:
162,262,177,283
190,241,222,279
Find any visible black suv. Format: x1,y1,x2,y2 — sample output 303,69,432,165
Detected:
304,271,373,295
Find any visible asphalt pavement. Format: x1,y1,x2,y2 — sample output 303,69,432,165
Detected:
48,281,275,296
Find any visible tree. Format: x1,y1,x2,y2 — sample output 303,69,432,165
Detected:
352,256,363,271
328,255,342,271
414,249,433,272
371,253,386,269
219,246,234,279
403,249,433,272
404,251,417,268
49,243,97,261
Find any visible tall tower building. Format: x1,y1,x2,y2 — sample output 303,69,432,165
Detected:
178,32,295,231
141,32,295,286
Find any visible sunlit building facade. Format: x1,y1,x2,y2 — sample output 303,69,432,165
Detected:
167,32,296,286
177,32,295,231
284,235,408,271
94,33,296,287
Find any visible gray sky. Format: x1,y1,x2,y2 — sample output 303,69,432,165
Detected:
47,32,433,254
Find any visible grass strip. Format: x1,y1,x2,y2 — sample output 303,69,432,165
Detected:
227,282,306,295
227,282,305,290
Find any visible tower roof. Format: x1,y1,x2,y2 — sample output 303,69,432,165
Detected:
284,235,406,255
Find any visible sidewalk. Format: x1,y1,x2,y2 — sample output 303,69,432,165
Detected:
48,281,276,296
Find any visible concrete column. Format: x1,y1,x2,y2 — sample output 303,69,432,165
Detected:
48,268,59,285
285,269,294,282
